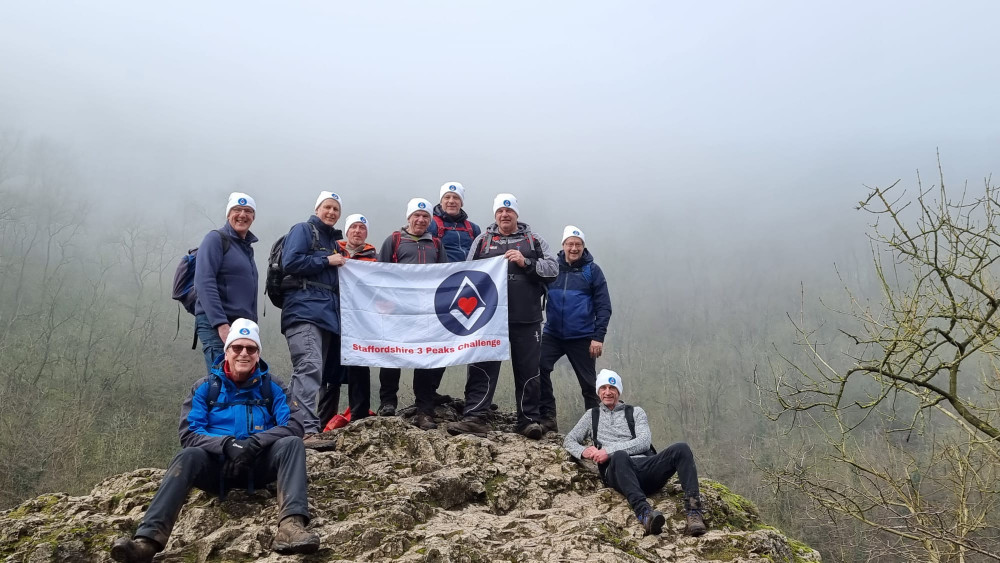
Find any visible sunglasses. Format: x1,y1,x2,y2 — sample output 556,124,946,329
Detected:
229,344,259,355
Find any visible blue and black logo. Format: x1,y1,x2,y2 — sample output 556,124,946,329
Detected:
239,328,250,336
503,199,511,207
238,197,247,205
435,271,499,335
608,376,616,385
418,202,427,209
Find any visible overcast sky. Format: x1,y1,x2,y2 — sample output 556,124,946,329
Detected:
1,1,998,263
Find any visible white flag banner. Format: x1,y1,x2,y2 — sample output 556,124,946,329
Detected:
339,256,509,368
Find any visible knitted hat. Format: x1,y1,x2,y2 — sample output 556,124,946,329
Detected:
224,318,262,352
344,213,369,231
440,182,466,203
492,193,519,216
406,198,432,220
562,225,586,244
315,191,342,211
596,369,623,396
226,192,256,216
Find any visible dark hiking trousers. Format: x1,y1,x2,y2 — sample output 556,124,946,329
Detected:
378,367,445,414
318,365,372,428
462,322,542,428
538,334,599,418
599,442,700,512
135,436,309,548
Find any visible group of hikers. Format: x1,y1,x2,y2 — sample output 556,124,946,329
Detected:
110,183,707,562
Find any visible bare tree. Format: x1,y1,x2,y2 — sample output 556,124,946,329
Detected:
755,164,1000,562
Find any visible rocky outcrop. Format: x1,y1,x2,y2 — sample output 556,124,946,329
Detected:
1,413,819,562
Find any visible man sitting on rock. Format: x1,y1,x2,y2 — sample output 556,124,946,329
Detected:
563,369,707,537
110,318,320,562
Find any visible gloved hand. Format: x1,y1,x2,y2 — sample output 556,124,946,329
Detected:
223,436,263,466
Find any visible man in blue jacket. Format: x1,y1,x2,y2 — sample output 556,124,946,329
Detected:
427,181,481,263
280,191,347,442
538,226,612,433
193,192,259,373
110,319,319,562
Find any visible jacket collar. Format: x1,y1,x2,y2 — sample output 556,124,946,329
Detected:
219,222,259,245
433,203,469,222
211,358,271,389
307,215,343,240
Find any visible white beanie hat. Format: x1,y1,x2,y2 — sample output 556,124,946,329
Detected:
596,369,623,396
440,182,466,203
406,198,432,220
562,225,586,244
344,213,370,231
315,191,342,211
224,318,262,352
226,192,256,216
492,193,520,216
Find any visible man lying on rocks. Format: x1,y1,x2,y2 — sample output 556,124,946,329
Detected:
563,369,707,537
110,319,320,562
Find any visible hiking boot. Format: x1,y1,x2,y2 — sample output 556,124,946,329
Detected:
683,496,707,536
377,403,396,417
110,536,160,563
541,417,558,434
447,416,490,437
636,506,665,536
273,515,320,555
413,412,438,430
302,433,337,451
517,422,544,440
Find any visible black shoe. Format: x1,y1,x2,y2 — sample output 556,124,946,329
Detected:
683,496,707,536
447,416,490,437
110,536,160,563
541,418,558,434
413,412,438,430
377,404,396,417
637,507,665,536
517,422,543,440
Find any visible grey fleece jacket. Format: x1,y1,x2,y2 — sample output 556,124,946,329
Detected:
563,402,653,459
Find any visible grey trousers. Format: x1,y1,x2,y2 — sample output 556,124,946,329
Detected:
285,322,341,434
135,436,309,548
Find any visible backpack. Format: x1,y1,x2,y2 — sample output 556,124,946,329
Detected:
432,216,474,241
390,231,443,263
264,222,336,309
205,372,274,415
591,405,657,455
172,229,230,315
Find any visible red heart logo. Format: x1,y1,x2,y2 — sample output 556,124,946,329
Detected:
457,296,478,316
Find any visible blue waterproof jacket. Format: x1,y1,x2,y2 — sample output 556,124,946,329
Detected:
543,249,612,341
279,215,343,335
193,223,259,327
428,204,481,263
179,359,304,454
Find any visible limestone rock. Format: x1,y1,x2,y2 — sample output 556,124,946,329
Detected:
0,415,819,562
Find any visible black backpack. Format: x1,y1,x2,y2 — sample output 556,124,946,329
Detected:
205,373,273,415
264,223,336,309
591,405,657,455
172,229,230,315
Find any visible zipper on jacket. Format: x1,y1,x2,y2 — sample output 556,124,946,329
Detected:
247,404,253,435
